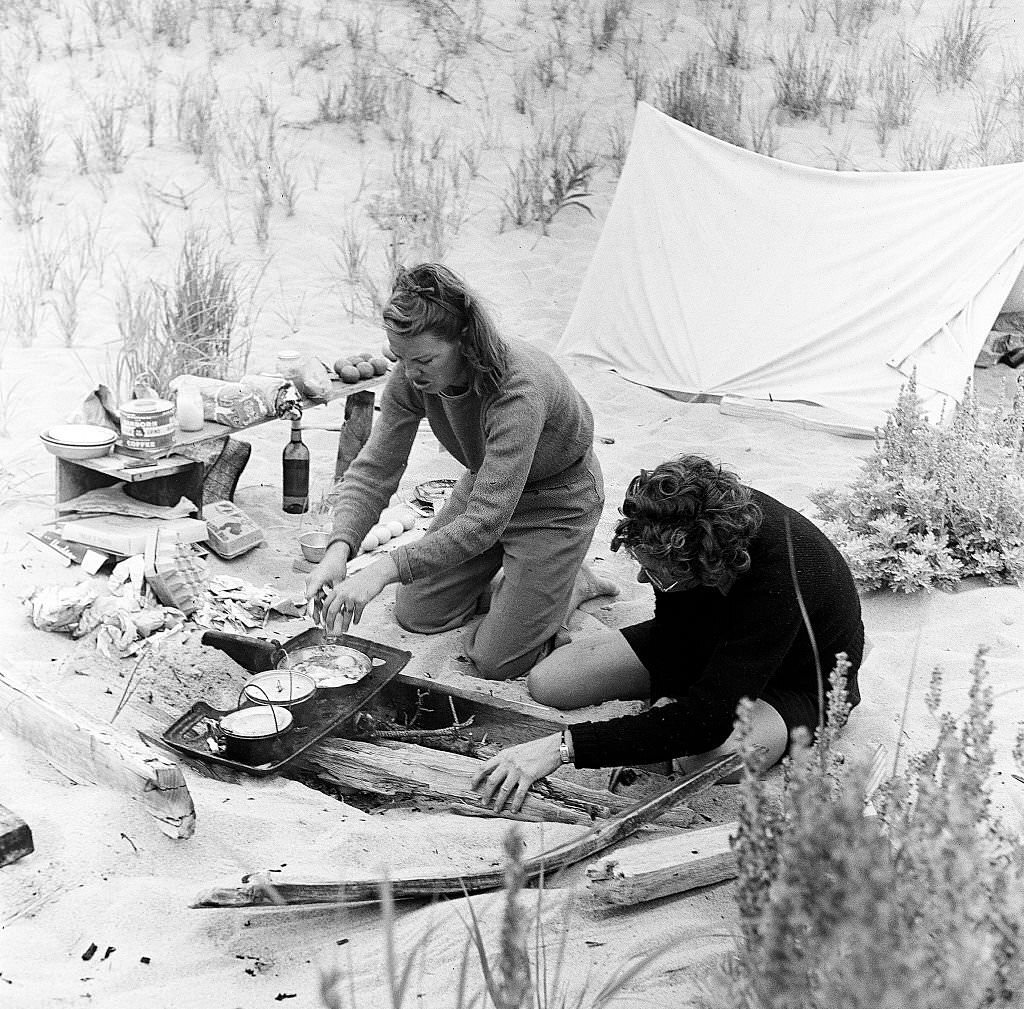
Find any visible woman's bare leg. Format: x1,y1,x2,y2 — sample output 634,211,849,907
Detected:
528,629,650,709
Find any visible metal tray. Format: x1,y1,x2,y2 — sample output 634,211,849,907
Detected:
161,632,411,777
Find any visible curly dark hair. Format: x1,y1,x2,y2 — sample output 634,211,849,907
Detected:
611,455,763,591
382,263,509,396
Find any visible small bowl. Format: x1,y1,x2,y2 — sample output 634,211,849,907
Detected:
299,531,331,563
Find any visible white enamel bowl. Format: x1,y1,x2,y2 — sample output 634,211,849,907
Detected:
40,424,117,461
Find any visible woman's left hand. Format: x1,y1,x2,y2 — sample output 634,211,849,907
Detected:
470,734,564,814
320,556,398,634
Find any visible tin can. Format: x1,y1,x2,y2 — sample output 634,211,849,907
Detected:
118,398,176,456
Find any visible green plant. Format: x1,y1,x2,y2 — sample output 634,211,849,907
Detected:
3,96,46,227
772,37,833,120
828,0,883,39
90,93,129,173
811,372,1024,592
117,230,245,397
699,651,1024,1008
174,73,218,161
899,126,960,170
319,828,673,1008
315,57,396,143
798,0,820,33
588,0,628,53
369,124,470,258
708,6,751,71
656,53,745,145
162,229,241,380
870,42,919,155
915,0,990,91
499,114,596,236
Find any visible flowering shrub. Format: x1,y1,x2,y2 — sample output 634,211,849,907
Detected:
700,652,1024,1008
811,372,1024,592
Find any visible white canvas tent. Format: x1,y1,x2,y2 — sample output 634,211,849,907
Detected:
558,102,1024,435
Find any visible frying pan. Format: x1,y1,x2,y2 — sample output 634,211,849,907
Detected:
201,626,376,688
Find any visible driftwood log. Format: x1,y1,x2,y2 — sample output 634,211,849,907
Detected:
585,820,738,905
0,802,34,867
191,751,742,908
0,658,195,840
300,736,695,828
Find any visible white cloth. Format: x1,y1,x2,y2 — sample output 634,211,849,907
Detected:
559,103,1024,429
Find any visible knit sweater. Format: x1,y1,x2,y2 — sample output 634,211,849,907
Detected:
329,339,594,583
570,490,864,768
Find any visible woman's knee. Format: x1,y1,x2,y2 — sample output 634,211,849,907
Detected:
393,584,465,634
470,643,541,682
527,665,577,709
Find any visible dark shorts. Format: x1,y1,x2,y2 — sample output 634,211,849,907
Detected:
620,619,863,739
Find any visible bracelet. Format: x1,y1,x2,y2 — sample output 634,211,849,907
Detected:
558,728,572,765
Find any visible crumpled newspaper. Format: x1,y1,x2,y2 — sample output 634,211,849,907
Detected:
191,575,307,634
24,556,186,658
24,571,304,658
23,581,103,634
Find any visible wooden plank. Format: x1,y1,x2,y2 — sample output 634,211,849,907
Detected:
0,659,196,840
0,802,33,866
334,389,375,481
586,821,738,906
299,737,694,828
191,751,742,907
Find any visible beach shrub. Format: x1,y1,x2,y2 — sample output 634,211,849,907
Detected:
699,651,1024,1008
812,372,1024,593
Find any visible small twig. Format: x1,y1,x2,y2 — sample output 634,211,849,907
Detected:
366,717,475,742
112,647,150,723
120,832,139,853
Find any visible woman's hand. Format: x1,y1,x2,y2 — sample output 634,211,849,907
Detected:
317,555,400,635
305,541,351,623
470,733,567,814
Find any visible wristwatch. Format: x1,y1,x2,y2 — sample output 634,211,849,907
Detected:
558,728,573,765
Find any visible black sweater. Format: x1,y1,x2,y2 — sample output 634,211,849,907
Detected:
570,490,864,768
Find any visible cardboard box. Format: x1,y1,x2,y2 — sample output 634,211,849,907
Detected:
59,515,208,557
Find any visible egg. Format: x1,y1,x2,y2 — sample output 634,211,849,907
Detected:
385,519,405,537
360,532,380,552
370,523,392,544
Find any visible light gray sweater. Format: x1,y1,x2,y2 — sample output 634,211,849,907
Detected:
329,339,594,583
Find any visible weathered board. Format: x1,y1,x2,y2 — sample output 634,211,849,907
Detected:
192,751,743,908
586,820,738,905
0,658,196,840
0,803,34,867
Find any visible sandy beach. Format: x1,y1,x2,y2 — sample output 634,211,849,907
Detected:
3,0,1024,1005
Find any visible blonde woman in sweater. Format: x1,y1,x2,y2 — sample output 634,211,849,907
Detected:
305,263,615,680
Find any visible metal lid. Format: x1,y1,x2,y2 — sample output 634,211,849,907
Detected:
243,670,317,705
220,705,293,739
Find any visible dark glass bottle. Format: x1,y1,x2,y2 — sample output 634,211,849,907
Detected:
282,415,309,514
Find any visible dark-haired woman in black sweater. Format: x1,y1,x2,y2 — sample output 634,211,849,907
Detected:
472,455,864,814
